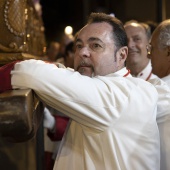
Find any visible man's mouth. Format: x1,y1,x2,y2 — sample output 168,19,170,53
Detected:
76,61,94,76
128,50,138,55
77,61,91,70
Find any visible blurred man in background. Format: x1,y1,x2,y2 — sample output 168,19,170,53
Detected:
149,19,170,170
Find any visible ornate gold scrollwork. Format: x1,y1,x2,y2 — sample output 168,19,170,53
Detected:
4,0,26,37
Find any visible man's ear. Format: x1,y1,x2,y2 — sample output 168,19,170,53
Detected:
119,46,128,61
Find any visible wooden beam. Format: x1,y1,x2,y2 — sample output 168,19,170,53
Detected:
0,89,44,142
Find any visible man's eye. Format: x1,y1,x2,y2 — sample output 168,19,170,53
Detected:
75,44,82,49
92,43,102,49
134,37,141,41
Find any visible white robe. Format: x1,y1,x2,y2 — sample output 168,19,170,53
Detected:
148,74,170,170
11,59,160,170
132,61,170,170
162,74,170,87
153,74,170,170
135,60,158,81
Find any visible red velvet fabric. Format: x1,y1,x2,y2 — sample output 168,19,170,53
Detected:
44,151,54,170
47,115,69,141
0,61,20,93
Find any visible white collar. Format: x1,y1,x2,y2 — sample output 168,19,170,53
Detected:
106,67,131,77
136,60,152,80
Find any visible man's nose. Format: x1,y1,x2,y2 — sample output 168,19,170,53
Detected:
128,39,135,48
79,46,91,58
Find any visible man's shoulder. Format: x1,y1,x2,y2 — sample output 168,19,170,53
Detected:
102,75,158,95
162,75,170,87
148,77,170,98
125,77,158,101
148,76,168,87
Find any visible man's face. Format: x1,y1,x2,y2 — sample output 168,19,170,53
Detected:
74,22,126,77
125,24,149,67
150,30,167,78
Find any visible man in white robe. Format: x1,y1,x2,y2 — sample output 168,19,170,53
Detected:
149,19,170,170
0,13,160,170
124,22,157,81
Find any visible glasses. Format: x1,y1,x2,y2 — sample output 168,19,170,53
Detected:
146,44,152,55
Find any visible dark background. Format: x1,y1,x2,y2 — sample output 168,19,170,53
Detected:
40,0,170,44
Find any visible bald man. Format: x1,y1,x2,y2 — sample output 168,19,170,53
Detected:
124,22,158,80
149,19,170,170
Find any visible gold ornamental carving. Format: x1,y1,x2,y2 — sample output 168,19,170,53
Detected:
4,0,26,37
0,0,46,65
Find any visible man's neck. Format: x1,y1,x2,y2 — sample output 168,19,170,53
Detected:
127,60,149,77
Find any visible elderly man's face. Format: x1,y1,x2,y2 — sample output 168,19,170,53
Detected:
125,23,149,68
74,22,127,77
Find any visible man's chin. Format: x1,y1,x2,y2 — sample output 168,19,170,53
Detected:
80,72,93,77
126,58,139,65
78,67,94,77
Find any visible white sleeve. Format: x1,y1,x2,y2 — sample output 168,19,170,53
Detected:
11,59,157,130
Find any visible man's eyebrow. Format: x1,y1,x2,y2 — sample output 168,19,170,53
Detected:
88,37,104,44
132,34,140,37
75,37,104,44
75,38,82,44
